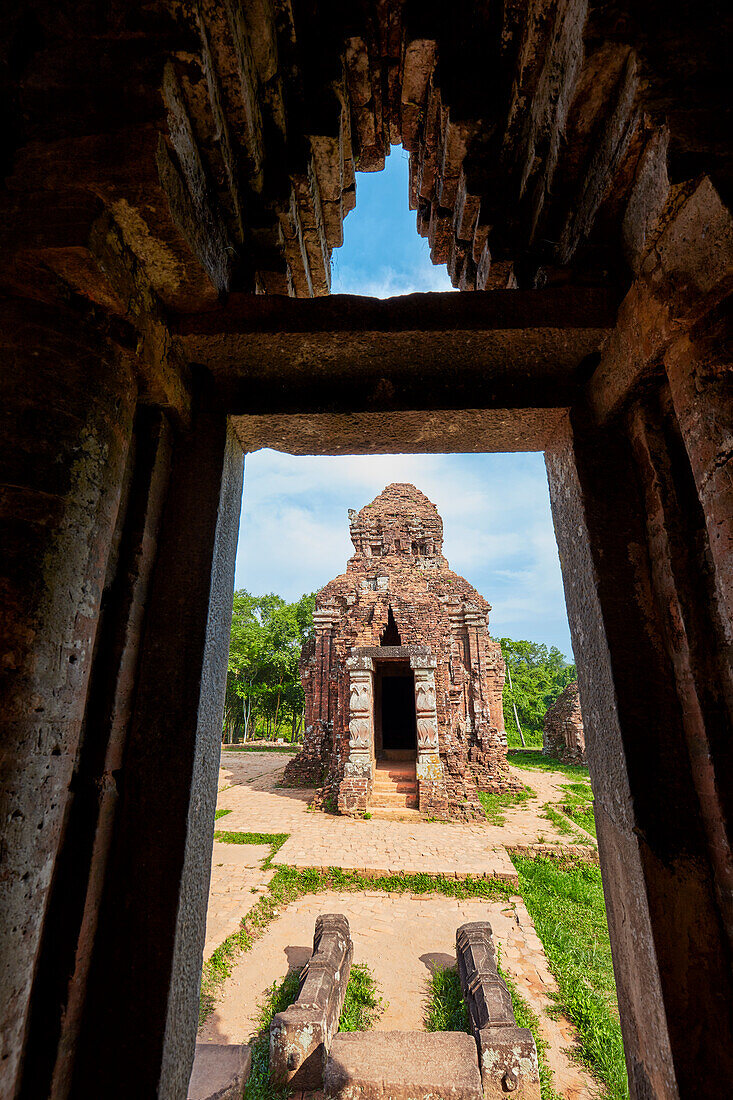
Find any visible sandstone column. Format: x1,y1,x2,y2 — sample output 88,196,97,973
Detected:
338,657,374,814
546,403,733,1098
0,296,137,1099
66,386,243,1098
412,655,447,816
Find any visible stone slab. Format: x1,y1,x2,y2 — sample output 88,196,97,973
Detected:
324,1031,483,1099
188,1043,251,1100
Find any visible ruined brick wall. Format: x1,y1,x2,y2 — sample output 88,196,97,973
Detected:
542,680,586,765
286,484,514,817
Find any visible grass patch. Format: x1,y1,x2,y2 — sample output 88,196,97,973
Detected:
513,853,628,1099
424,965,470,1033
541,804,577,838
508,748,590,781
199,862,514,1026
560,781,596,838
423,964,561,1100
245,962,383,1099
338,962,385,1031
214,808,231,820
222,743,298,753
213,830,289,868
478,784,535,825
566,805,596,837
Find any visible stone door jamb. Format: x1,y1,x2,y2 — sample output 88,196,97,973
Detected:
410,655,445,799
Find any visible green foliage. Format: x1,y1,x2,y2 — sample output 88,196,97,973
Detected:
508,748,589,780
214,808,231,821
499,639,575,748
478,784,535,826
338,963,384,1031
245,962,383,1100
512,854,628,1099
221,743,298,753
424,966,470,1033
224,590,315,744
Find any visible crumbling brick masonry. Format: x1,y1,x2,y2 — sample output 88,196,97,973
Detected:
285,484,516,819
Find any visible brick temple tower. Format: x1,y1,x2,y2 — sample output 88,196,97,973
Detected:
285,484,514,819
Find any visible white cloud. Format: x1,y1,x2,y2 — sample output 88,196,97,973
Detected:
331,260,455,298
235,450,573,658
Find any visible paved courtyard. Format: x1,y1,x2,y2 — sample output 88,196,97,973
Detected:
215,751,589,884
199,750,597,1100
201,889,594,1100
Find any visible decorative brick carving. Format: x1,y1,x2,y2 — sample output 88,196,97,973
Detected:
287,484,517,818
416,717,439,750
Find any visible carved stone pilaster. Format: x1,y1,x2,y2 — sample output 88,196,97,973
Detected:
410,654,447,815
339,656,374,814
346,657,374,754
412,660,439,752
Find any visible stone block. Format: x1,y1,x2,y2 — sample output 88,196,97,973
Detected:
478,1026,540,1100
270,914,353,1089
456,923,540,1099
323,1031,483,1099
188,1043,251,1100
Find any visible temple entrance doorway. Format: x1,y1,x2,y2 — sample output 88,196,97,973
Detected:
375,662,417,761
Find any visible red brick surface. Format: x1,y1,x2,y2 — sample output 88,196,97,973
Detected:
285,485,516,818
542,680,586,765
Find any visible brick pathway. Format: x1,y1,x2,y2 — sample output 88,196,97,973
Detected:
199,751,598,1099
215,752,589,884
203,841,273,960
199,889,595,1100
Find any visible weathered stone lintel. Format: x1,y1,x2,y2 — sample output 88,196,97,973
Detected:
270,914,353,1089
230,408,569,456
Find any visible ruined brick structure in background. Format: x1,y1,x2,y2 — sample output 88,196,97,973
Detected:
543,680,586,765
284,484,513,819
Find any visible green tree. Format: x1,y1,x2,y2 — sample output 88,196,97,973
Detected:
499,638,575,748
225,590,315,743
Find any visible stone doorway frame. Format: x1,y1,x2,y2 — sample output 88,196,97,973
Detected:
340,646,447,815
7,285,732,1098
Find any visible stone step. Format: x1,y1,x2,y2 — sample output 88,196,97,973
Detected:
368,808,424,822
372,780,417,793
324,1031,483,1099
370,795,419,809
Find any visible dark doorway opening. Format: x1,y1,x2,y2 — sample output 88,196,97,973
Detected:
377,663,417,758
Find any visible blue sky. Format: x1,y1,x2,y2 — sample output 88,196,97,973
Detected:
235,152,574,659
